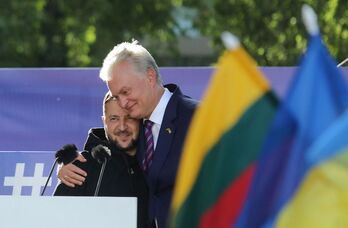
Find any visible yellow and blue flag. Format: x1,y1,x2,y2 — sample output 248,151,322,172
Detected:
277,108,348,227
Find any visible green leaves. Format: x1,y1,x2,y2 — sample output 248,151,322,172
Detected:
0,0,179,67
188,0,348,66
1,0,348,66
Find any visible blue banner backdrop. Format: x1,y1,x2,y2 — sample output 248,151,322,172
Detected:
0,67,347,196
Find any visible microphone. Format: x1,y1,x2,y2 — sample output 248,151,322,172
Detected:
55,144,79,165
41,144,79,196
91,145,111,196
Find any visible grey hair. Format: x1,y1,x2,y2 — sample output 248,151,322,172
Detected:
99,40,161,83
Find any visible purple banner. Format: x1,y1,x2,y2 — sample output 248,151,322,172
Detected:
2,67,348,151
1,67,347,196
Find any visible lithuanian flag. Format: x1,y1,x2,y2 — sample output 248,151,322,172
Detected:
170,39,278,227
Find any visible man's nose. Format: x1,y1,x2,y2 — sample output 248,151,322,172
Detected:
119,119,127,131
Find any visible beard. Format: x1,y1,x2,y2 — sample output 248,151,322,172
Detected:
111,138,138,153
106,131,138,153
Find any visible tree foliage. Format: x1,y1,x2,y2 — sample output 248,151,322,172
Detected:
0,0,180,67
1,0,348,66
185,0,348,66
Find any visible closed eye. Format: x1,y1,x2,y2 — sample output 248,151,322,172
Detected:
120,88,130,96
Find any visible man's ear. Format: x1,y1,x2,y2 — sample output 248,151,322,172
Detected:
146,67,157,85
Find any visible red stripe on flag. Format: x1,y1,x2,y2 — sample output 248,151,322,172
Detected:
199,164,256,228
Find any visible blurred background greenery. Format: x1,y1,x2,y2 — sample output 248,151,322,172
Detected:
1,0,347,67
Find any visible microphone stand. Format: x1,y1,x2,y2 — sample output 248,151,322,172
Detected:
94,157,107,196
41,158,58,196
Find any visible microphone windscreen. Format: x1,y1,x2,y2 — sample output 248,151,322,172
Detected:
91,145,111,164
55,144,78,164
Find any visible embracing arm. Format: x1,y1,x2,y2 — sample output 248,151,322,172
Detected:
57,154,87,187
54,154,89,195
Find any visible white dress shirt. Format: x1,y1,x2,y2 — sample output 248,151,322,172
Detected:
145,88,172,150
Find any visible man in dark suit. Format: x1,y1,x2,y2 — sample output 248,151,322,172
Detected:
58,40,197,228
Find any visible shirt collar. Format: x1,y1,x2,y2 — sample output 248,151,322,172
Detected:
147,88,172,126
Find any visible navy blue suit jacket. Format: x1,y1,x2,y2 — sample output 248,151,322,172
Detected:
137,84,197,228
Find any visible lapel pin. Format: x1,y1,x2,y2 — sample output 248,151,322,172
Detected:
165,128,172,134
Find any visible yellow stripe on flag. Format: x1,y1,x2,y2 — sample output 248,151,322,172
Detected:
171,47,271,214
277,149,348,228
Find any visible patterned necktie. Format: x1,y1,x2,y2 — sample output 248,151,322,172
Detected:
142,120,154,172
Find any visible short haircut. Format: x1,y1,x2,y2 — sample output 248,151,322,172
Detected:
99,40,161,83
102,91,116,115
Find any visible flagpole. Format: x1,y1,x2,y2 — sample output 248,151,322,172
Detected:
221,31,240,50
302,5,319,36
302,5,347,68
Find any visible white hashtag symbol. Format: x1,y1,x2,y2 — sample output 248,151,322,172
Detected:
4,163,51,196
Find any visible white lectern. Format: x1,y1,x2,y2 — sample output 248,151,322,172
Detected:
0,196,137,228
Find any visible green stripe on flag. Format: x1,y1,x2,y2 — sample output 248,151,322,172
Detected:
174,92,277,227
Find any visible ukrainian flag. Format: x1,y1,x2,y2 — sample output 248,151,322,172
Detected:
278,109,348,227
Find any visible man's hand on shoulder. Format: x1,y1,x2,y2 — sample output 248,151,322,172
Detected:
58,154,87,187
